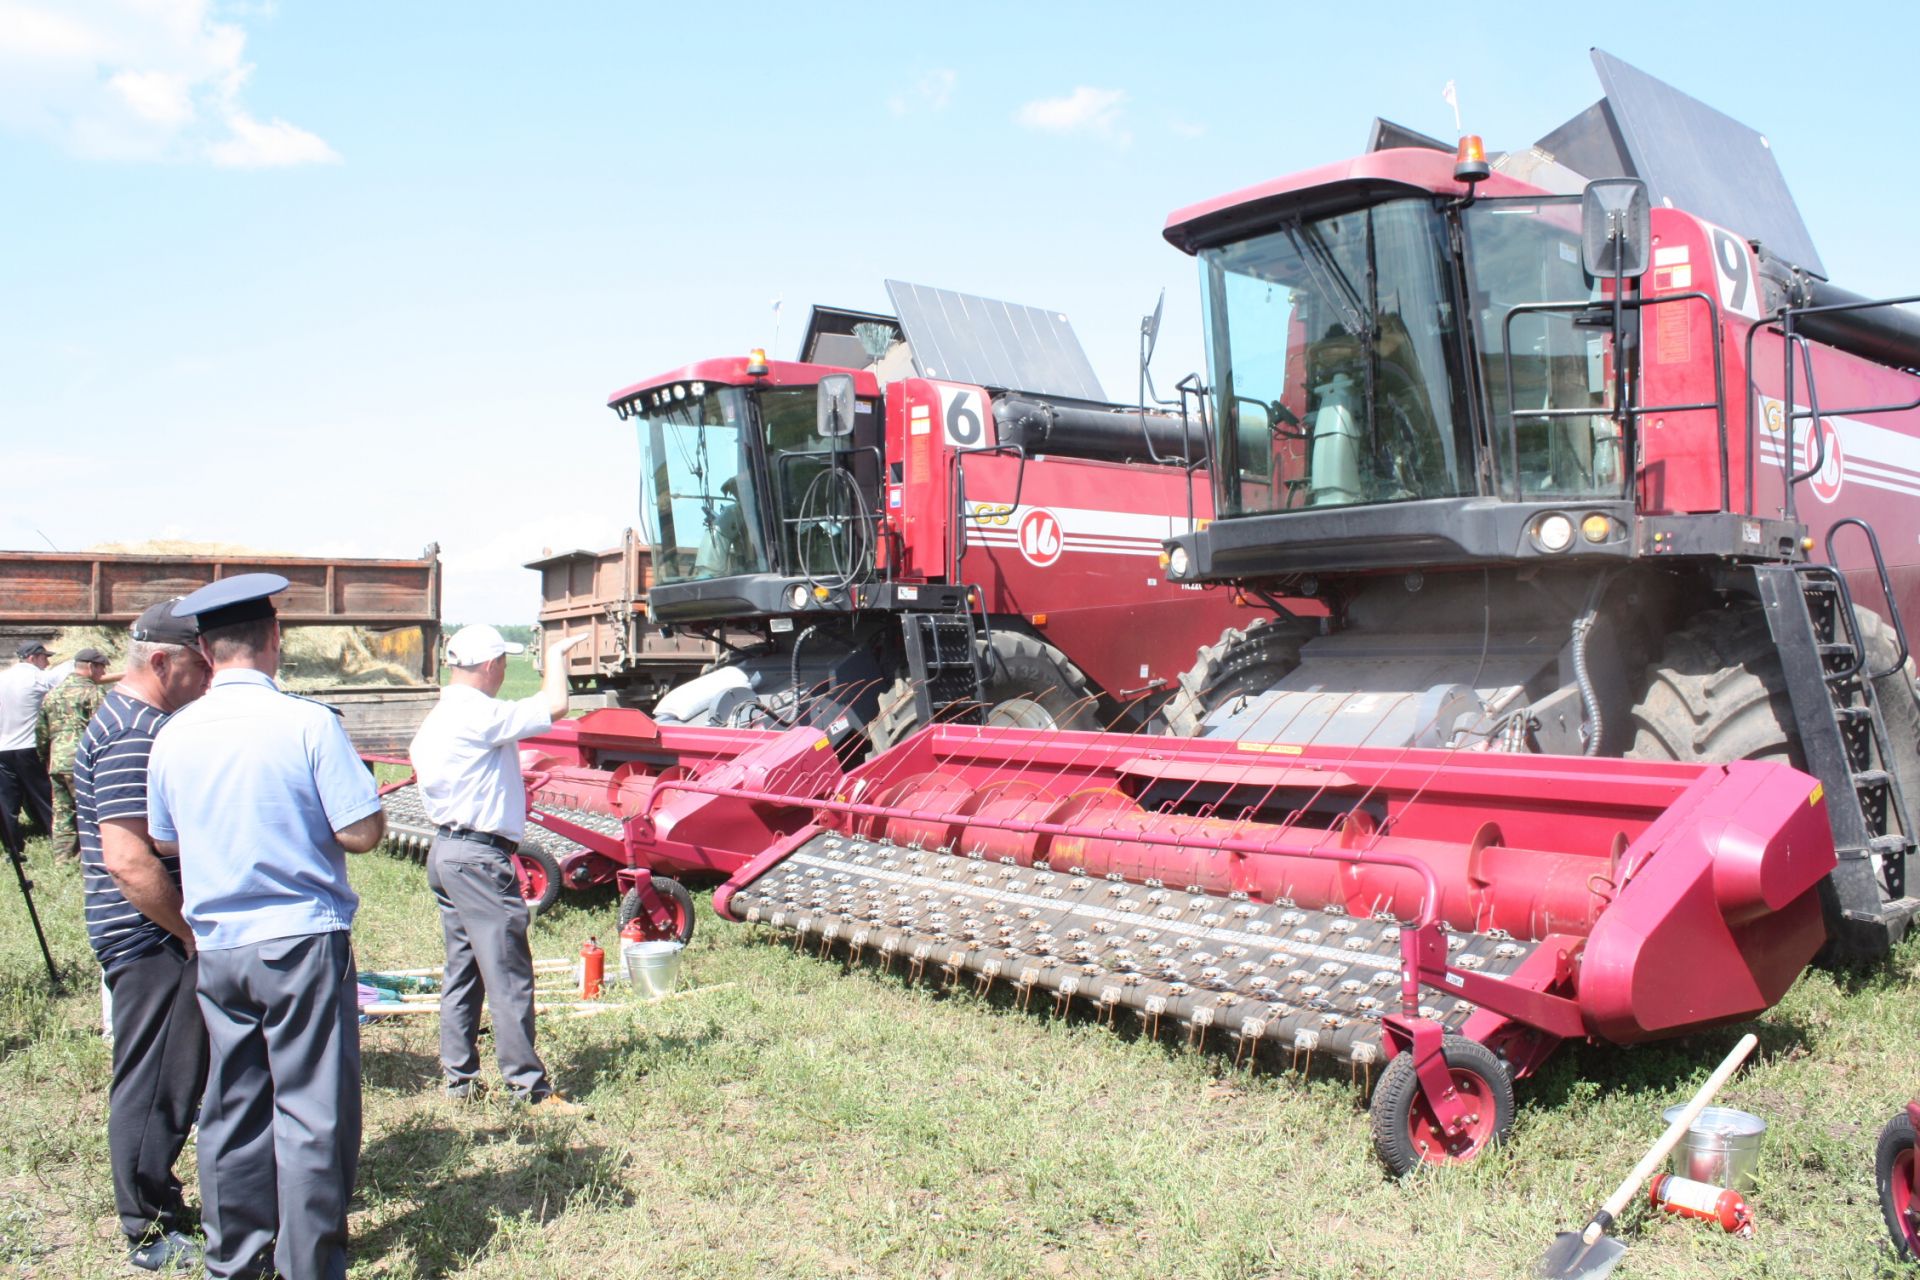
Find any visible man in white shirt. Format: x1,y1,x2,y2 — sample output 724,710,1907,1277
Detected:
0,640,60,854
408,625,584,1109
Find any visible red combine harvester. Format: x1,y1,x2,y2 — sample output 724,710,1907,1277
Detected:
379,283,1255,920
705,52,1920,1171
620,282,1243,746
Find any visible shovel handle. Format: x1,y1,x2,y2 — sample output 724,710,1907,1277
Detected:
1582,1032,1758,1243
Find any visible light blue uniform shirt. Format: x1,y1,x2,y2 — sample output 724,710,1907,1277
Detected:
148,668,382,951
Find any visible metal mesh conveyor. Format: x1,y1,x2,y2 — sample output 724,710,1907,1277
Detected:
728,829,1540,1067
378,782,612,865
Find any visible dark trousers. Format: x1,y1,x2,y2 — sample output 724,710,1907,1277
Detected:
0,747,51,852
427,836,548,1098
196,931,361,1280
106,944,210,1241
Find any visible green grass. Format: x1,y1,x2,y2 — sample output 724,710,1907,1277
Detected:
434,652,540,702
3,832,1918,1278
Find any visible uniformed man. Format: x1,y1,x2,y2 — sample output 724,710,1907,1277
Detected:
409,625,585,1108
76,602,212,1272
0,639,59,854
146,574,385,1280
39,645,112,859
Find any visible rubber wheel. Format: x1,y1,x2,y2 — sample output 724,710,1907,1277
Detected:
1627,606,1799,767
1369,1035,1515,1176
868,631,1101,752
617,876,696,945
1879,1110,1920,1261
1160,617,1311,738
512,841,563,917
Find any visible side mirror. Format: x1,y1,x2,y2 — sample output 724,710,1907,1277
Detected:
1581,178,1652,280
816,374,856,438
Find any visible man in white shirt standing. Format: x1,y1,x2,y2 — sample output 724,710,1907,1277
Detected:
408,625,585,1110
0,640,60,855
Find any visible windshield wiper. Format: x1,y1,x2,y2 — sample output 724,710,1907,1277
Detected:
1286,220,1372,342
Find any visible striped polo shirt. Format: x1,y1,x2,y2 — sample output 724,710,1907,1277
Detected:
75,689,180,972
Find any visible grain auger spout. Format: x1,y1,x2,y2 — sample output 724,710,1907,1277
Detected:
712,724,1835,1172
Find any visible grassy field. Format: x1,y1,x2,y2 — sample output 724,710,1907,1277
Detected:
2,653,1917,1277
2,831,1918,1279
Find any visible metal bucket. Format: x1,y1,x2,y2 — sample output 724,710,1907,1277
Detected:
621,940,684,999
1661,1105,1766,1192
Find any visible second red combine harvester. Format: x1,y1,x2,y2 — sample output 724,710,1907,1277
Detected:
704,51,1920,1171
380,283,1254,925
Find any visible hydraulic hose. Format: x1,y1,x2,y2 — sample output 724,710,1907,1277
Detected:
1569,573,1613,757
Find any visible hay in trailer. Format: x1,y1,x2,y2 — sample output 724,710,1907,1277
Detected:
47,540,431,688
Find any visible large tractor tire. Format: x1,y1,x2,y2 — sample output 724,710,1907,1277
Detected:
1159,617,1311,738
1627,606,1799,767
868,631,1101,752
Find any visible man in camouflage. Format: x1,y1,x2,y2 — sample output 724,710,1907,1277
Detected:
39,647,113,859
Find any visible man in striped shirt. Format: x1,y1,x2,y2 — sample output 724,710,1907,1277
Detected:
75,600,213,1272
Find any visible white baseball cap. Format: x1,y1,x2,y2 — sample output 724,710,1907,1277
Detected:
445,624,526,667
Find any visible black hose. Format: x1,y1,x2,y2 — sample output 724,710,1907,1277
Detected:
788,623,819,722
1569,573,1613,757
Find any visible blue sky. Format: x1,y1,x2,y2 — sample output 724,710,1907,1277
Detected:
5,1,1918,622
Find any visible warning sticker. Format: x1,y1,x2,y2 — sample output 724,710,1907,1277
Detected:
1655,306,1690,364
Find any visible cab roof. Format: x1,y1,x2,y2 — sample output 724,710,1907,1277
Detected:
606,357,882,411
1162,148,1550,255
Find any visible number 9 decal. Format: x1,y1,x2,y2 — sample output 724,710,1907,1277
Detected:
1709,225,1762,321
938,385,988,448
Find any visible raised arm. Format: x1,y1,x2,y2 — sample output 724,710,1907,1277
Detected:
543,635,589,721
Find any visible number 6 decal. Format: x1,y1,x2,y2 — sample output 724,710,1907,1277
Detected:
938,385,988,448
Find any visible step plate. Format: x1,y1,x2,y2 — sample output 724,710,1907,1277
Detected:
730,831,1541,1066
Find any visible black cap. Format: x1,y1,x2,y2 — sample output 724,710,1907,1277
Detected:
131,599,202,646
15,640,51,659
171,572,290,632
73,647,110,665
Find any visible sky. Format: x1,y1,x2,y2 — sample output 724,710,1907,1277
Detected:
5,1,1920,624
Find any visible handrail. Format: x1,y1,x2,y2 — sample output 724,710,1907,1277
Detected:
1497,292,1725,507
1826,516,1913,680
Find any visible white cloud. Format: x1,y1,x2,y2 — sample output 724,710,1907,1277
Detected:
208,109,338,167
887,68,957,117
0,0,337,166
1169,118,1206,139
1015,86,1130,146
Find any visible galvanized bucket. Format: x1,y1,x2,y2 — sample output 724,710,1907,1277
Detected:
1661,1104,1766,1192
621,939,684,999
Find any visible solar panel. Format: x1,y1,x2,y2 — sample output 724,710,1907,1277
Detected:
885,280,1107,402
1544,50,1826,278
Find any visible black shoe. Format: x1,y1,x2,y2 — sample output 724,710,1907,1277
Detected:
445,1079,485,1102
128,1229,202,1272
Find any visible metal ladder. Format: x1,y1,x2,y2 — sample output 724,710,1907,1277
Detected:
1754,521,1920,959
900,609,988,728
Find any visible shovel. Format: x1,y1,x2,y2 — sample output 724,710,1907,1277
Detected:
1534,1032,1758,1280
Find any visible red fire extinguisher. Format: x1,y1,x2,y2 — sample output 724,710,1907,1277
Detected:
580,937,605,999
1649,1174,1754,1235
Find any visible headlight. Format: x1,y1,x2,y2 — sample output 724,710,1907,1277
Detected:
785,584,810,610
1168,545,1191,578
1581,513,1612,543
1536,513,1575,553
